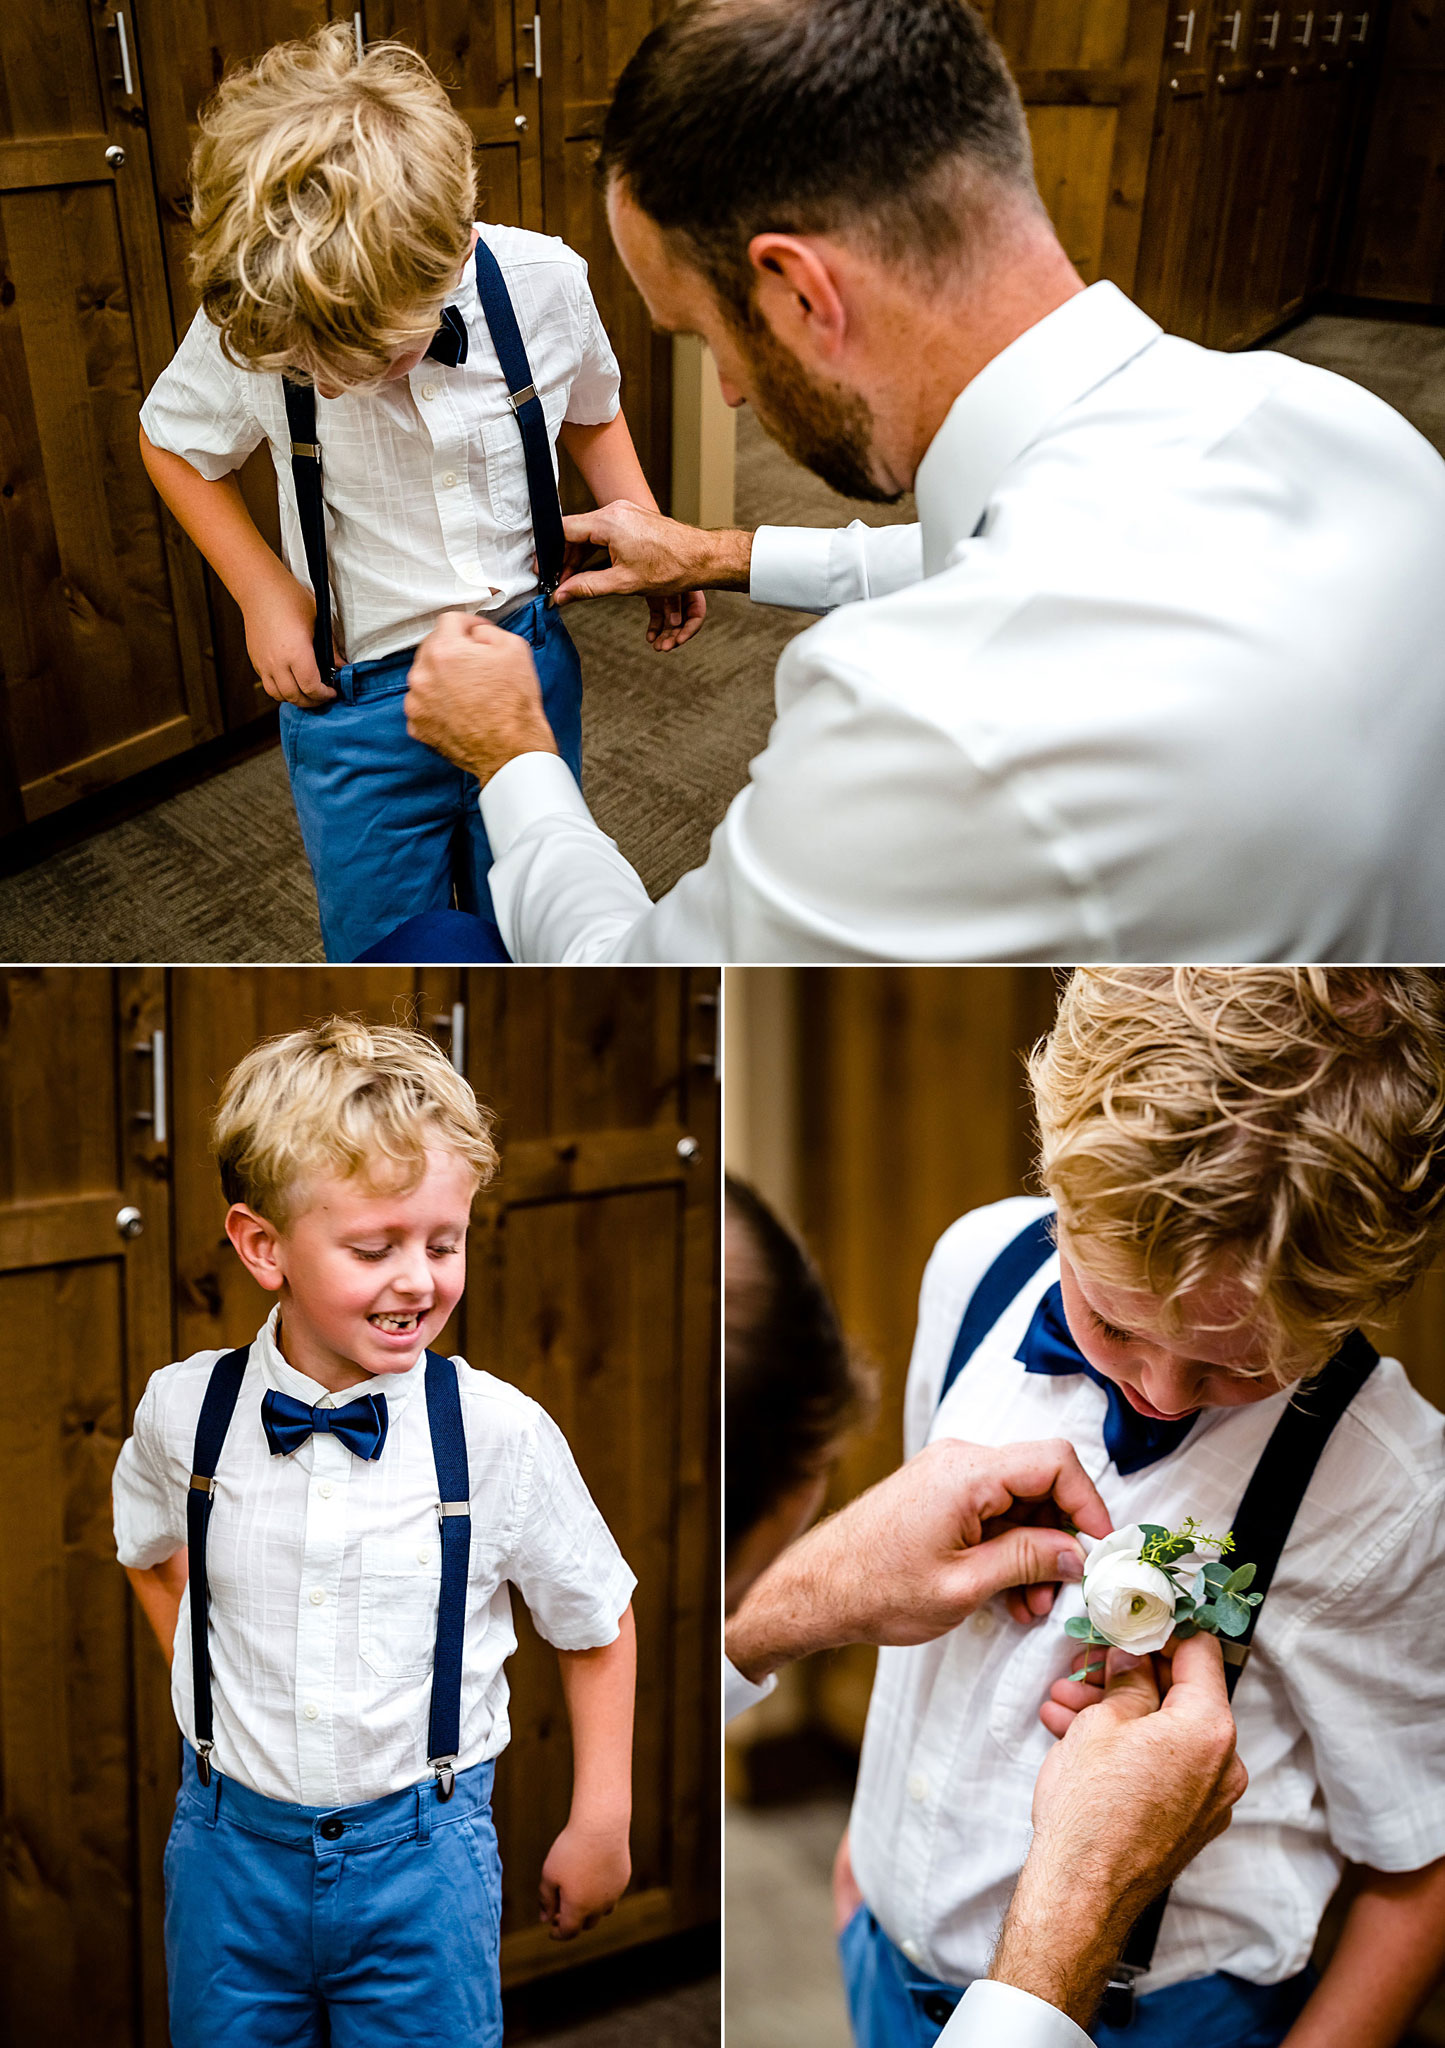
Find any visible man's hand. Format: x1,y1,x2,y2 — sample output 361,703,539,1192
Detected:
552,500,753,613
244,568,336,706
992,1636,1247,2025
724,1437,1112,1683
404,610,557,786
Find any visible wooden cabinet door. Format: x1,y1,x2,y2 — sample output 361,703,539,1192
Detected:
0,968,174,2048
1339,0,1445,304
0,3,220,830
1132,1,1223,337
1204,4,1291,348
551,0,673,507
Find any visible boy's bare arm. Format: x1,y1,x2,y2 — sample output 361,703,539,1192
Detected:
138,426,335,705
1280,1855,1445,2048
558,415,707,652
125,1551,190,1666
540,1604,636,1940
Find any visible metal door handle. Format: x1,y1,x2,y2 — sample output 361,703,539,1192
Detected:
352,9,364,57
426,1004,466,1074
1322,10,1344,41
1220,9,1241,50
1172,9,1195,53
133,1028,166,1141
105,144,125,168
676,1136,699,1165
514,113,527,130
116,1206,144,1241
1258,9,1282,48
1293,9,1314,43
1351,9,1369,39
522,13,542,78
112,8,135,95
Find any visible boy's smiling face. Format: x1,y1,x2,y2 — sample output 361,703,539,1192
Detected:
227,1145,477,1394
1057,1245,1318,1420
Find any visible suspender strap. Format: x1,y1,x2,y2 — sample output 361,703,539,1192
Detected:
281,377,337,682
185,1347,250,1787
1105,1329,1381,2025
936,1210,1057,1414
423,1349,472,1800
471,237,566,595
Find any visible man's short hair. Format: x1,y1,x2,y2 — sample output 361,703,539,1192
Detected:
1028,968,1445,1378
725,1176,874,1557
189,23,477,390
599,0,1040,320
213,1016,497,1226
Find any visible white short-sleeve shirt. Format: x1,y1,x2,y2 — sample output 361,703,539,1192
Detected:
112,1309,636,1807
139,223,621,665
848,1197,1445,1993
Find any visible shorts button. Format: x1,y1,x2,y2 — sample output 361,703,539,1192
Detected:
319,1817,345,1842
921,1994,955,2027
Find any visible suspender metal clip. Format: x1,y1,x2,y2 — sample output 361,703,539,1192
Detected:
507,383,536,414
1221,1639,1251,1669
430,1757,456,1802
1098,1960,1143,2029
189,1473,216,1494
195,1740,214,1788
290,441,321,461
437,1499,470,1521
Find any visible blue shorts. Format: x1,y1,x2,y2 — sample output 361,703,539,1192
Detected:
279,593,582,962
838,1905,1316,2048
165,1745,503,2048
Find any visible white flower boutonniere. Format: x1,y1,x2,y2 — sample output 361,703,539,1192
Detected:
1065,1519,1263,1663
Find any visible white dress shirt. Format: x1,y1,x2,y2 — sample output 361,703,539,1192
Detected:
849,1197,1445,1993
724,1656,777,1721
112,1310,636,1807
480,280,1445,962
941,1983,1093,2048
140,224,620,664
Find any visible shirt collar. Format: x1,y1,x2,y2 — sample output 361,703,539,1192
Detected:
253,1305,429,1412
913,280,1162,577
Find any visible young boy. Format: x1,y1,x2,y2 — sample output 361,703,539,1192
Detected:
139,24,704,962
836,968,1445,2048
113,1018,636,2046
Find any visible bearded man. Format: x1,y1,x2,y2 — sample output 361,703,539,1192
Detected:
393,0,1445,965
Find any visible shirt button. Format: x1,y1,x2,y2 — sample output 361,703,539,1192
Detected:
907,1771,929,1802
417,1546,432,1565
901,1939,924,1967
971,1610,996,1636
303,1703,320,1722
309,1588,325,1606
441,469,458,488
318,1481,333,1500
421,382,439,401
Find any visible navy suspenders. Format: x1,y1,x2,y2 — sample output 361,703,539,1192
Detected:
186,1345,473,1802
186,1347,249,1787
281,235,566,686
937,1210,1380,2028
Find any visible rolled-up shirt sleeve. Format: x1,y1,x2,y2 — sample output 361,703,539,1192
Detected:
940,1983,1094,2048
750,519,924,612
113,1375,188,1569
139,307,268,480
505,1405,636,1649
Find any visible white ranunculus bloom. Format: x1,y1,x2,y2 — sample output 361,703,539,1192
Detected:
1081,1524,1178,1653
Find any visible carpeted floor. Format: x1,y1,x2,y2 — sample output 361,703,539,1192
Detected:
2,312,1442,963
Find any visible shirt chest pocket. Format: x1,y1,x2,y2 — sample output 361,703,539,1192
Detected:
985,1613,1079,1765
480,389,565,532
359,1534,441,1679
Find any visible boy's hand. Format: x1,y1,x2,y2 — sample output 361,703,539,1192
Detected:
538,1815,631,1940
646,589,707,651
244,569,336,706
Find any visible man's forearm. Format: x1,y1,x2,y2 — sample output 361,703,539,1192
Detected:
990,1859,1135,2030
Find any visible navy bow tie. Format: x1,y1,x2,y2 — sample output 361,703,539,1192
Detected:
425,304,468,368
1021,1283,1198,1475
261,1386,389,1461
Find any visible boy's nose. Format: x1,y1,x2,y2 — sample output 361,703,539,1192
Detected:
1141,1354,1201,1414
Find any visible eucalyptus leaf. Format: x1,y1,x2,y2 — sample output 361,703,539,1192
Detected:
1191,1569,1210,1605
1139,1524,1170,1543
1172,1617,1200,1639
1064,1616,1096,1639
1224,1563,1257,1595
1193,1602,1220,1630
1215,1593,1250,1636
1202,1560,1232,1589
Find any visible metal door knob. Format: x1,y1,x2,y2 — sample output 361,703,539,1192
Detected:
105,144,126,168
116,1205,144,1240
676,1136,699,1165
514,114,527,130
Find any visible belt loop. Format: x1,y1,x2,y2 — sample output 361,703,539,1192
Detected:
333,663,356,706
204,1769,222,1830
416,1779,432,1845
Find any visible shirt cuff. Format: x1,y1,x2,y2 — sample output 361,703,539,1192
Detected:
479,750,591,858
725,1657,778,1723
749,525,835,612
940,1983,1095,2048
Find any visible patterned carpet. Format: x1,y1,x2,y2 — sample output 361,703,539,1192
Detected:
1,313,1441,963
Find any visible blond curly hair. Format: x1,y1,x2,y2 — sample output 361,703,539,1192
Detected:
188,23,477,390
1028,968,1445,1379
213,1016,498,1226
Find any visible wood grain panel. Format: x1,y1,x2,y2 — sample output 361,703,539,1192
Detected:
1027,103,1120,280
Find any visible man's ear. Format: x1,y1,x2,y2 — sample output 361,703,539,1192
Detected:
747,234,849,362
225,1203,287,1293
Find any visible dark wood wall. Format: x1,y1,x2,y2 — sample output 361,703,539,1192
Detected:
0,0,671,829
0,965,719,2047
